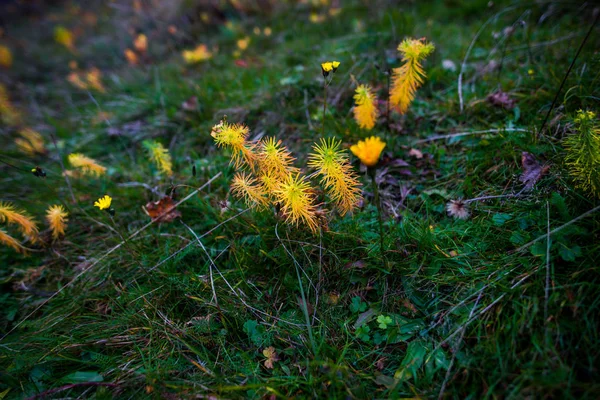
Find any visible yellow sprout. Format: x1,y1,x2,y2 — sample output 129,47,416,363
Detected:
182,44,212,64
85,67,105,93
0,83,22,126
211,120,257,169
0,44,12,68
54,26,75,51
124,48,139,65
350,136,386,167
94,195,112,210
390,38,434,114
274,174,319,233
0,202,39,242
308,138,361,215
0,229,23,253
46,205,68,240
353,84,378,130
231,172,269,209
258,137,298,178
134,33,147,53
68,153,107,177
143,140,173,176
15,128,46,156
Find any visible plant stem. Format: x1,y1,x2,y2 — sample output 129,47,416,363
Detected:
322,79,328,136
370,169,386,268
294,250,317,355
386,70,391,129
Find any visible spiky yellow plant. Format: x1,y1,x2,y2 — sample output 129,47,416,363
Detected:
68,153,107,177
0,44,12,68
182,44,212,64
211,120,257,169
389,38,435,114
274,174,319,233
258,137,298,178
259,171,282,195
15,128,46,156
231,172,269,209
54,26,75,51
0,83,22,126
46,205,68,240
67,71,88,90
134,33,147,53
143,140,173,176
0,202,39,242
563,110,600,198
124,48,139,65
353,84,378,130
0,229,23,253
85,67,105,93
309,138,361,215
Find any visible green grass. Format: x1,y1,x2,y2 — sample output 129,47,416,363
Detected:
1,0,599,398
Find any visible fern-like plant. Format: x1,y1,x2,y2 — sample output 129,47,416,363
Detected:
563,110,600,198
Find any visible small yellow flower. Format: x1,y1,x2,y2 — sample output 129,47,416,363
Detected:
46,205,68,240
321,61,333,74
527,69,534,76
182,44,212,64
263,27,272,36
134,33,147,53
237,36,250,51
332,61,340,71
94,195,112,210
350,136,386,167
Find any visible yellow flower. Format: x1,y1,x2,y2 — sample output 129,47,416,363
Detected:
134,33,147,53
274,174,319,233
15,128,47,156
350,136,386,167
0,202,39,242
143,140,173,176
0,228,24,253
263,27,272,36
308,138,361,215
68,153,107,177
210,120,257,169
390,38,434,114
321,61,333,74
0,44,12,68
94,195,112,210
353,84,378,130
231,172,269,209
258,137,298,178
237,36,250,51
332,61,340,71
46,205,68,240
54,26,75,51
182,44,212,64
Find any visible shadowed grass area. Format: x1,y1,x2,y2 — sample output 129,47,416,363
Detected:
1,0,599,398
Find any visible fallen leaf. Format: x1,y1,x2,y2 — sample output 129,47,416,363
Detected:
144,196,182,223
519,151,549,190
181,96,198,111
408,148,423,159
262,346,279,369
487,90,516,109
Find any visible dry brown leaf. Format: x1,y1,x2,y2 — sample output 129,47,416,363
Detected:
487,90,516,109
519,151,549,190
145,196,181,223
262,346,279,369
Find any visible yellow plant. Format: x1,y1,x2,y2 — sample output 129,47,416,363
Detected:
85,67,105,93
54,26,75,51
231,172,269,209
0,229,24,253
143,140,173,176
350,136,386,167
353,84,378,130
15,128,46,156
68,153,107,177
46,205,68,240
274,174,319,233
308,138,361,215
124,49,139,65
0,202,39,242
134,33,147,53
258,137,298,178
390,38,434,114
0,44,12,68
182,44,212,64
211,120,257,169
